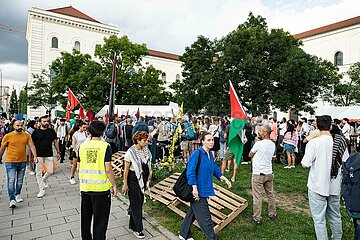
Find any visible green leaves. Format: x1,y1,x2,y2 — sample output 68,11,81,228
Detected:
172,12,340,116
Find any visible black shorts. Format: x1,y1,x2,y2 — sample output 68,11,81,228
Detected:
70,150,78,159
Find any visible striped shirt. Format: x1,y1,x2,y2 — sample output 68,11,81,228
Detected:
283,131,298,146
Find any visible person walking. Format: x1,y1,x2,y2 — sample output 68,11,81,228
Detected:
70,121,88,185
0,120,38,208
56,118,69,163
78,120,118,240
122,131,152,239
249,124,277,225
179,132,231,240
283,124,298,168
32,116,60,198
301,115,349,240
25,120,37,174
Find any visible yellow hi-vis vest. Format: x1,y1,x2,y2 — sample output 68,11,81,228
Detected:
79,140,112,192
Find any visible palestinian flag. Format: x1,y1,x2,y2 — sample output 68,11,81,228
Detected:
228,81,248,166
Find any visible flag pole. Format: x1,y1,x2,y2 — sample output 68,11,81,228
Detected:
108,52,117,120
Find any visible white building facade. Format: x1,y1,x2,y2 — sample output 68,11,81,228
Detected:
294,16,360,113
26,6,183,119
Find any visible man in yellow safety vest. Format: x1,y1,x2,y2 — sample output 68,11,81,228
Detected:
78,120,118,240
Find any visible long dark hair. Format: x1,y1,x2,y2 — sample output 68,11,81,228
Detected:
285,124,295,136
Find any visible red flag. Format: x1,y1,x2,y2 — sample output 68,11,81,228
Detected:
66,88,80,111
79,106,85,119
105,110,109,123
86,109,95,123
126,109,129,116
137,108,140,120
115,108,118,118
229,81,247,120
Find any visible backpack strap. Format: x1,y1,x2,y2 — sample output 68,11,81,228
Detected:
195,149,202,176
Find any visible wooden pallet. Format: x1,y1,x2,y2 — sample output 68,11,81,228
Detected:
111,151,126,178
146,172,248,233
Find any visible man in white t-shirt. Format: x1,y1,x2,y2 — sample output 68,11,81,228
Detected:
301,115,349,240
248,124,276,225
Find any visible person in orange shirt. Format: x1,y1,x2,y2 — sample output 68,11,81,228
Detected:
0,120,37,208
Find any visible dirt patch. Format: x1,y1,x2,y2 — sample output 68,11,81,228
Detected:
246,190,311,216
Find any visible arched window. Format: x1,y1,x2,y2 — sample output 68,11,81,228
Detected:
176,74,180,81
334,51,343,65
51,37,58,48
161,72,166,81
74,41,80,51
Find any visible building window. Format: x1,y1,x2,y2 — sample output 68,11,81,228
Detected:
51,37,58,48
334,51,343,65
161,72,166,81
176,74,180,81
74,41,80,51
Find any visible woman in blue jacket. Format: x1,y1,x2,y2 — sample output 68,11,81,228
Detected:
179,132,232,240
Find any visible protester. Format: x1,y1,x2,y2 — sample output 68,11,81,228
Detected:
122,118,134,151
32,116,60,198
0,120,38,208
105,116,118,154
78,120,118,240
342,118,352,154
283,124,298,169
249,124,277,225
70,121,88,185
122,131,152,239
301,115,349,240
26,120,37,174
132,117,148,135
56,118,69,163
179,132,231,240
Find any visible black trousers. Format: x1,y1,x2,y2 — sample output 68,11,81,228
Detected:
59,139,66,162
128,171,144,232
180,198,217,240
81,192,111,240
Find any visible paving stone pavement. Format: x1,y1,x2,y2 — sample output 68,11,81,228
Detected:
0,156,177,240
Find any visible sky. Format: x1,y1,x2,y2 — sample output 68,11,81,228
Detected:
0,0,359,95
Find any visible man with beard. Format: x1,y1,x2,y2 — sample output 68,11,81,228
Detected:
32,116,60,198
0,120,38,208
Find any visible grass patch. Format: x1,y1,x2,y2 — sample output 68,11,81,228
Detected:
143,162,355,240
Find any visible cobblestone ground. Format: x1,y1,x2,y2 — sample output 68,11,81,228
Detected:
0,155,177,240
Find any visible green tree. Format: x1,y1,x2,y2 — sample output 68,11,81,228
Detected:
50,35,172,113
18,84,28,114
9,89,18,114
27,71,57,113
172,13,340,115
323,62,360,106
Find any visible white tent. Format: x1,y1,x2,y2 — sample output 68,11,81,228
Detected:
315,106,360,120
96,102,179,118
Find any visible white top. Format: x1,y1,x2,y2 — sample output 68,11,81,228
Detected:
208,124,220,137
342,123,351,140
73,131,87,150
279,123,287,136
57,125,67,140
251,139,275,175
301,135,349,196
125,148,148,171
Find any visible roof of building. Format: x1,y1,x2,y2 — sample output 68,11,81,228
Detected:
148,49,180,61
47,6,101,23
294,16,360,39
46,6,181,61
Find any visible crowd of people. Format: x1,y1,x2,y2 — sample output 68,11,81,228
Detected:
1,111,360,240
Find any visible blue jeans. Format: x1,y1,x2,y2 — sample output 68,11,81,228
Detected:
5,162,26,201
308,189,342,240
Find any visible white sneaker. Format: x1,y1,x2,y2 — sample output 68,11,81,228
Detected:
43,180,49,189
284,166,291,169
133,231,145,239
37,190,46,198
291,165,296,168
9,200,16,208
69,178,76,185
28,171,35,175
15,195,23,203
179,235,194,240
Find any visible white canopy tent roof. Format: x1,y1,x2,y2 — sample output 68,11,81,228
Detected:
96,102,180,118
315,106,360,120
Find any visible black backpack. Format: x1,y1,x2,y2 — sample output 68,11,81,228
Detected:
342,152,360,212
173,150,202,202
